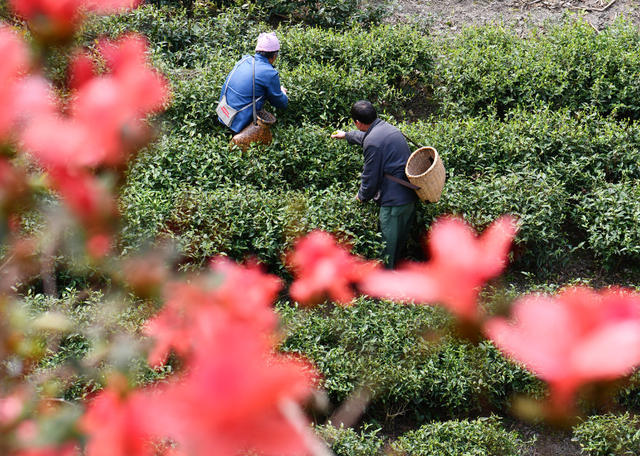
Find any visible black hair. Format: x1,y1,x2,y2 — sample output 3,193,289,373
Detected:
350,100,377,125
257,50,278,60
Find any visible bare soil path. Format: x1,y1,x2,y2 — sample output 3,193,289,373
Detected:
386,0,640,34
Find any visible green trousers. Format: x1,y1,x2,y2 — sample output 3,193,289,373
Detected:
379,202,416,269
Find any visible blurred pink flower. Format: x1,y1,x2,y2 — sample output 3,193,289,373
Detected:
22,34,170,170
82,387,152,456
145,323,316,456
0,27,55,143
145,259,281,367
485,286,640,410
288,231,379,305
46,167,118,229
361,216,518,321
9,0,141,41
14,445,79,456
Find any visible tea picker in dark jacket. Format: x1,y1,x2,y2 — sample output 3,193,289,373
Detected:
331,100,417,269
218,32,288,133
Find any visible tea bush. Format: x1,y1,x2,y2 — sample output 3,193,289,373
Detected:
572,413,640,456
257,0,389,28
127,125,362,194
278,299,542,418
404,109,640,191
576,181,640,267
423,170,572,268
121,185,385,271
83,4,262,67
436,19,640,119
315,424,384,456
390,415,530,456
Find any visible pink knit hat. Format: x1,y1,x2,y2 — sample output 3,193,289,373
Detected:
255,32,280,52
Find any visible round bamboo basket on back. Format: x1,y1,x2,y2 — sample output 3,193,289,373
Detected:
405,146,445,203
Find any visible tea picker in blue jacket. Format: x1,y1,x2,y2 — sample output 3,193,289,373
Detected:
331,100,418,269
217,32,288,133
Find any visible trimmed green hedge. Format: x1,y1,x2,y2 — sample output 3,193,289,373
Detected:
436,19,640,119
278,299,542,418
121,185,384,270
576,181,640,267
572,413,640,456
390,415,530,456
315,424,384,456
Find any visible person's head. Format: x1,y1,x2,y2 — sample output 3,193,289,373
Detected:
256,32,280,64
351,100,377,131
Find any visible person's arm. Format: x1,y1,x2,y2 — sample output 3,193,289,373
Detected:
345,130,366,146
265,72,288,109
358,144,383,202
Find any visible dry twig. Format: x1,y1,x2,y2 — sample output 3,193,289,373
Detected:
570,0,617,12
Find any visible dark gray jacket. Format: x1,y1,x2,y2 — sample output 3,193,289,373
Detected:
346,119,417,206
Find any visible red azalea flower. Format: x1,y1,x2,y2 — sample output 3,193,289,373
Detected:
22,34,169,170
145,259,281,367
82,387,153,456
0,26,30,142
210,258,281,319
361,216,518,321
46,167,119,230
144,323,316,456
9,0,142,41
288,231,379,305
485,286,640,411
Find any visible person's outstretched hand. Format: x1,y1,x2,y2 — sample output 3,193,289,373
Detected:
281,86,288,95
331,130,345,139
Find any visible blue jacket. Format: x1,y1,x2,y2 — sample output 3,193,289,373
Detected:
218,54,288,133
346,119,418,207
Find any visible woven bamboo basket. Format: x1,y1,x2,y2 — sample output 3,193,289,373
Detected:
231,110,276,151
405,146,446,203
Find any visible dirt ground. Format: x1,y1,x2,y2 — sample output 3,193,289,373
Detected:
386,0,640,35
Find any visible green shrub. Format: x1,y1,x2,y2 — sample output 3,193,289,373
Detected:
121,185,385,271
576,181,640,267
257,0,389,28
315,423,384,456
572,413,640,456
422,169,572,269
404,109,640,191
279,299,541,418
390,415,530,456
435,19,640,119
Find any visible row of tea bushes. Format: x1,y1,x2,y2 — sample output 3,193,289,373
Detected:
576,181,640,267
573,413,640,456
278,299,542,418
436,19,640,120
128,126,362,194
120,185,383,272
85,6,433,125
140,106,640,201
403,108,640,191
315,416,529,456
87,7,640,123
121,169,574,271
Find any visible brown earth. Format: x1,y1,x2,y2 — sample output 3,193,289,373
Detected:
386,0,640,35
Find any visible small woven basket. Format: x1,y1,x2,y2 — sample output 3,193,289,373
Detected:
405,146,446,202
231,110,276,151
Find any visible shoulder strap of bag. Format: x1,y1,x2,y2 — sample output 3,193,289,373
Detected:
252,57,257,125
384,173,420,190
222,56,251,98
